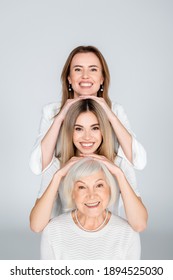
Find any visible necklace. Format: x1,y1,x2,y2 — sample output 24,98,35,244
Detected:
74,209,109,232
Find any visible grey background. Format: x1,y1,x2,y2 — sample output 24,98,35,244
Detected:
0,0,172,259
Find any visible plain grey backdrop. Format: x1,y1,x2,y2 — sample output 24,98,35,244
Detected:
0,0,173,259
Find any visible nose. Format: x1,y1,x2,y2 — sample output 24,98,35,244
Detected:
82,69,89,79
87,189,96,200
83,129,92,140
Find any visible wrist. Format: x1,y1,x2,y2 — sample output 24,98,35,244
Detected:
113,167,124,178
54,113,64,123
54,169,64,182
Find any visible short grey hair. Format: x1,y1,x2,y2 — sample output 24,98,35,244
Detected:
63,157,119,209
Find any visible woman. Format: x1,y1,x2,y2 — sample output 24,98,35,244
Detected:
29,45,146,175
30,99,147,233
40,158,141,260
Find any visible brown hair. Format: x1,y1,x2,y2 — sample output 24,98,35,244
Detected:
60,46,111,109
59,99,115,165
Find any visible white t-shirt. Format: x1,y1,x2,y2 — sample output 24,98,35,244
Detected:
40,212,141,260
29,102,147,175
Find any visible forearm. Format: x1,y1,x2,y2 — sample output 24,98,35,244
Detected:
30,173,62,232
114,170,148,232
109,112,133,163
41,115,63,171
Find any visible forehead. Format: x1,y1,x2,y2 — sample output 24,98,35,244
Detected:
75,111,98,125
70,52,102,67
75,169,106,184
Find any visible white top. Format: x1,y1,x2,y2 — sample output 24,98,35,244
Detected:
40,212,141,260
37,155,140,219
29,102,147,175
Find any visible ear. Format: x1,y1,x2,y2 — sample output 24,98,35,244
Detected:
71,190,75,201
68,76,72,84
101,76,104,85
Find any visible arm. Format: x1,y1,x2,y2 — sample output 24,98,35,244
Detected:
29,103,60,175
30,157,81,232
113,167,148,232
108,109,133,164
41,113,64,172
112,103,147,170
81,154,148,232
30,99,81,174
30,170,63,233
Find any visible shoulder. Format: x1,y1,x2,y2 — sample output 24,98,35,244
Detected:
110,215,139,241
42,102,61,120
43,212,71,237
49,212,70,227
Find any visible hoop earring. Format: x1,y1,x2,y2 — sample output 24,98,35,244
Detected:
100,84,104,92
68,83,72,92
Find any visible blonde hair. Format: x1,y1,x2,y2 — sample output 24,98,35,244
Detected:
59,99,116,165
63,157,119,209
60,46,111,109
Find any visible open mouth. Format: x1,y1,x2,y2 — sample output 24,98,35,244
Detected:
79,82,93,87
80,142,94,148
84,202,100,208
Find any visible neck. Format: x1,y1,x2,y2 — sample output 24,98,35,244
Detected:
74,209,109,232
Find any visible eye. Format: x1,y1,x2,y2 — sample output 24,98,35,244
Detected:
96,183,103,188
90,67,97,72
78,185,86,190
92,126,100,130
74,67,81,72
74,126,83,131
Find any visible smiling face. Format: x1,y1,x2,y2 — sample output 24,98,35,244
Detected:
73,111,102,155
68,52,104,97
72,170,110,217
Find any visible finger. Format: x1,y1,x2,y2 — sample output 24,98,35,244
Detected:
78,95,98,100
80,154,105,160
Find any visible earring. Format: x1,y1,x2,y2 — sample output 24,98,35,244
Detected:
68,83,72,92
100,84,104,92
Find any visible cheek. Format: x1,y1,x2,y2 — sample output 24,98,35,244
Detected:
102,189,111,202
73,133,78,144
97,132,102,142
72,190,83,202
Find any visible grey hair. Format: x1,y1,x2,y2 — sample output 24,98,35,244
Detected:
63,157,119,209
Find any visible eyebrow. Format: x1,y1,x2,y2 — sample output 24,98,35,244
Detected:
72,65,100,68
76,179,104,184
74,123,100,127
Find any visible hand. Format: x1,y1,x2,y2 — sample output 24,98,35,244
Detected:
78,95,114,121
57,98,81,121
80,153,122,177
56,156,83,178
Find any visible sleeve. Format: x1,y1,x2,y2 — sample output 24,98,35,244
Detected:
29,103,60,175
112,103,147,170
126,231,141,260
40,226,56,259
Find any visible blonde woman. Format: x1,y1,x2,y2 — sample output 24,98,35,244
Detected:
29,45,146,175
30,99,147,233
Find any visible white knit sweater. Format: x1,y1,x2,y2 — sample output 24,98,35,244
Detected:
40,212,141,260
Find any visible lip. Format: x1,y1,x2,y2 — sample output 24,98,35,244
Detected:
84,202,100,208
80,142,94,148
79,82,93,87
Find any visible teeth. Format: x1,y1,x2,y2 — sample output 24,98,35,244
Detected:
81,143,93,147
80,82,92,87
85,202,99,207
